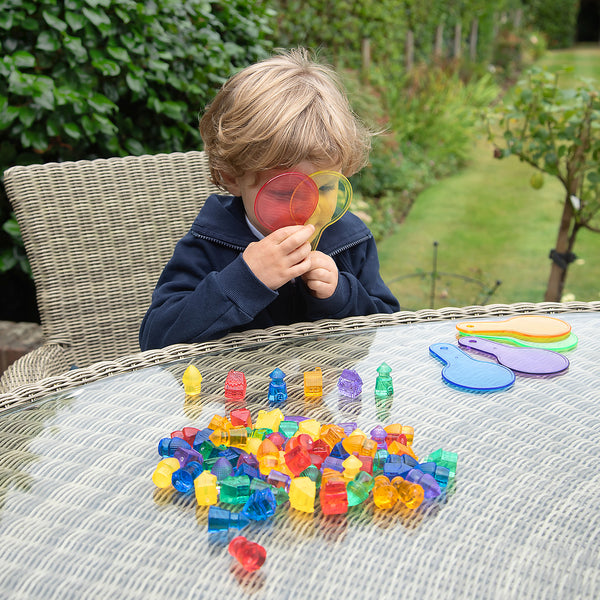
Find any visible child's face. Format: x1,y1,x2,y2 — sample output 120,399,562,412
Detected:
224,161,339,236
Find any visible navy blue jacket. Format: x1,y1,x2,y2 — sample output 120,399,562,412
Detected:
139,194,399,350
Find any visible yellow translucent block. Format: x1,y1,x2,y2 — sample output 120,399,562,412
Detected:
297,418,321,441
402,425,414,445
209,426,248,448
342,455,363,481
245,437,262,455
254,408,284,432
387,440,419,461
320,424,346,448
373,475,398,509
194,471,218,506
208,414,231,431
152,457,180,488
182,365,203,396
289,477,316,513
391,476,424,510
358,438,378,458
303,367,323,398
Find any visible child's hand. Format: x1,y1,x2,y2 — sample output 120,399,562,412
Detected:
243,224,314,290
301,251,339,299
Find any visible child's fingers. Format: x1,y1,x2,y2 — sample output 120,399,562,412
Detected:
268,224,314,247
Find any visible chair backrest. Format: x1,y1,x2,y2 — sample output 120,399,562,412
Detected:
3,151,220,367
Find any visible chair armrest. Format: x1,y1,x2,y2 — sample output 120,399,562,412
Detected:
0,343,74,392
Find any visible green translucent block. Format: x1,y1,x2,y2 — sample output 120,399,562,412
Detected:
279,420,299,439
347,471,374,507
251,428,273,440
374,362,393,398
274,487,289,505
249,478,271,493
219,475,251,504
299,465,322,489
373,448,389,471
427,448,458,480
198,440,216,460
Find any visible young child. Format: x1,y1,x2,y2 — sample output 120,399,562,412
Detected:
139,48,399,350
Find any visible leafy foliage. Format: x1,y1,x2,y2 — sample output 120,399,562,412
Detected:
487,67,600,300
0,0,274,279
524,0,579,49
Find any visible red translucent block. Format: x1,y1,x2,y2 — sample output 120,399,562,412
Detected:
284,445,312,476
286,433,314,452
224,370,247,400
181,427,200,446
228,536,267,572
319,476,348,515
230,408,252,428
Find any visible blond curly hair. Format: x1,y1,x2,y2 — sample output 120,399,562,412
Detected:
199,48,372,188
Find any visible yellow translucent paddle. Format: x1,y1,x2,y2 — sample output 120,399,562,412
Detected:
305,171,352,250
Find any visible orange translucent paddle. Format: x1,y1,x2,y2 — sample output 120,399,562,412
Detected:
456,315,571,342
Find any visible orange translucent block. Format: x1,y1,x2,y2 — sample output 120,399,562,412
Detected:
343,435,377,458
391,476,424,510
194,470,218,506
320,424,346,448
289,476,316,513
256,438,280,460
297,418,321,441
254,408,284,432
182,365,202,396
258,454,280,476
152,457,180,488
303,367,323,398
208,414,231,431
456,315,571,342
387,440,419,461
209,426,248,448
373,475,399,509
342,455,363,481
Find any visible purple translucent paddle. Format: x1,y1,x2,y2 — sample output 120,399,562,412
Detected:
458,336,569,375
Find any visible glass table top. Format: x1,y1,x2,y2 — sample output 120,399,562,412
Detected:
0,312,598,599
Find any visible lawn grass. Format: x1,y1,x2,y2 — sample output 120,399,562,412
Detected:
377,45,600,310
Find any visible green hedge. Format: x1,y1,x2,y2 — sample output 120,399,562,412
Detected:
0,0,274,277
524,0,579,48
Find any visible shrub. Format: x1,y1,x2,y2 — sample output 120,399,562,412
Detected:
0,0,274,288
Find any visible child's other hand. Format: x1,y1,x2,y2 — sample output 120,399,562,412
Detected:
243,224,314,290
301,251,339,299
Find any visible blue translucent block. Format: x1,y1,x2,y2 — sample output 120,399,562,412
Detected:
417,462,450,487
234,463,260,480
386,454,418,468
329,441,350,459
211,456,234,480
321,456,344,472
192,428,212,451
405,468,441,499
268,368,287,403
383,461,412,480
172,460,203,492
158,437,191,457
174,446,203,468
219,447,243,467
207,506,250,533
242,488,277,521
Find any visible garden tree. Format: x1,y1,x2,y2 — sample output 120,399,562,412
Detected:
487,67,600,302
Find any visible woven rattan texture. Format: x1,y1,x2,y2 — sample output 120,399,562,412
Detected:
2,151,220,382
0,310,598,599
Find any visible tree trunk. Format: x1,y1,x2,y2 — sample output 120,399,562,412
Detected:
544,194,575,301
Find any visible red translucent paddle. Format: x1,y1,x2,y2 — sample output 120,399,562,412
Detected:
254,172,319,232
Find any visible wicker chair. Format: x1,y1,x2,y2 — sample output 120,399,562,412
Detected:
0,151,220,392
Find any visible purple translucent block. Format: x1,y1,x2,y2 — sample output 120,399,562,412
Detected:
338,422,358,437
211,456,234,481
321,456,344,472
405,468,441,499
174,447,203,468
417,462,450,487
266,469,291,491
284,415,309,423
370,425,388,448
337,369,363,398
237,453,260,470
